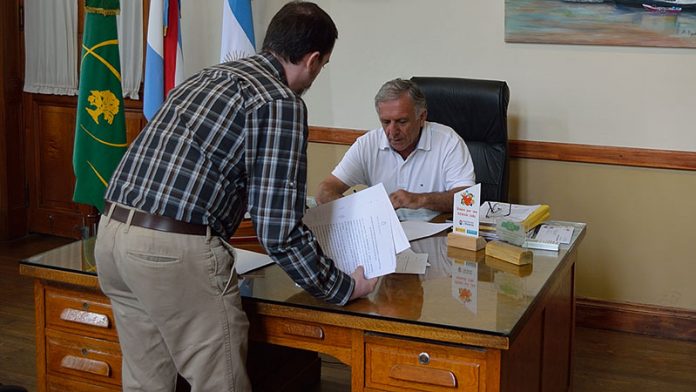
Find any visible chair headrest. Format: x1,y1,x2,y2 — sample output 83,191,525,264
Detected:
410,77,509,144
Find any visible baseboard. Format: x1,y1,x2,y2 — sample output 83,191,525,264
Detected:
576,297,696,342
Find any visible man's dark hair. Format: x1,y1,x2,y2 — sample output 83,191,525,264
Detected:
262,1,338,64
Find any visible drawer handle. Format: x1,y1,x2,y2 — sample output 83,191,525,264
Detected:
418,352,430,365
60,308,109,328
282,323,324,340
60,355,111,377
389,364,457,388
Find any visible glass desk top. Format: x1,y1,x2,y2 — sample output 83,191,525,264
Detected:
21,221,585,338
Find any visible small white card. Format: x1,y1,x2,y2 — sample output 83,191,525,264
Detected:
535,224,574,244
452,184,481,237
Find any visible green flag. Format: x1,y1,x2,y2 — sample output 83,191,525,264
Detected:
73,0,127,213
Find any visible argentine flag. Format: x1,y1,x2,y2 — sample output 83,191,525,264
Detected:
220,0,255,63
144,0,184,121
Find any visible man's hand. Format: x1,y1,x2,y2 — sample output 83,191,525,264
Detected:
389,186,467,212
349,265,378,301
316,175,350,205
389,189,423,209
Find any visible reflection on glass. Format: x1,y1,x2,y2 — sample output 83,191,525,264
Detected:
25,240,84,272
349,274,424,321
238,277,254,297
484,255,534,300
494,271,526,300
81,237,97,272
451,260,478,313
410,235,451,280
484,255,532,278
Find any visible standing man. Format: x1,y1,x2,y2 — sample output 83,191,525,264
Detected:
95,2,377,391
316,78,476,214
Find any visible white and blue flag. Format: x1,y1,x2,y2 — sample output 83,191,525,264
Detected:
220,0,255,62
144,0,184,121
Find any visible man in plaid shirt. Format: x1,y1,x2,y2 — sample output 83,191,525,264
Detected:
95,2,377,391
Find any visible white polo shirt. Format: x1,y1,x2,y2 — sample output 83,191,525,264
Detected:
332,121,476,195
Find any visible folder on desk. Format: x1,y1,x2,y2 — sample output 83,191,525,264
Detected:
520,204,550,230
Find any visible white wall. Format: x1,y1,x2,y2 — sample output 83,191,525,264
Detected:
246,0,695,152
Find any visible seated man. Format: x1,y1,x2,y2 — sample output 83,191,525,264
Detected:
316,78,476,214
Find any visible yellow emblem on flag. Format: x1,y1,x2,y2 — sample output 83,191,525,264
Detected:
86,90,120,125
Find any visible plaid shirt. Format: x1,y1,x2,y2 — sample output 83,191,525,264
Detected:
106,52,354,305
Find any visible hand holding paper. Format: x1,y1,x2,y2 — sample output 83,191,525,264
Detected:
349,265,379,300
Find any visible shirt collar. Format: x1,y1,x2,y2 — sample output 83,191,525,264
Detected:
378,121,433,152
258,51,288,86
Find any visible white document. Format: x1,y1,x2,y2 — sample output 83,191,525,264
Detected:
303,184,408,279
400,221,452,242
395,249,428,274
235,248,274,274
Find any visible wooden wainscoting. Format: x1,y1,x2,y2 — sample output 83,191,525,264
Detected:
23,94,147,239
509,140,696,172
308,126,696,172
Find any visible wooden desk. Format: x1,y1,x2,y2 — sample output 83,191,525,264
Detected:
20,222,585,391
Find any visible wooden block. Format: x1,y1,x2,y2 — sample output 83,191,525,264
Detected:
447,232,487,251
485,240,533,266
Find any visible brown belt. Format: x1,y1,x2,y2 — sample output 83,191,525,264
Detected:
104,202,208,236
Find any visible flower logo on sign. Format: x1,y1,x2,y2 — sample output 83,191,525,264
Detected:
461,191,475,206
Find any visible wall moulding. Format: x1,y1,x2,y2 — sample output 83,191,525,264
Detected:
308,126,696,172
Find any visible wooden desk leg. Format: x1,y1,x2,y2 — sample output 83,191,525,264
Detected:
351,329,365,391
34,281,47,392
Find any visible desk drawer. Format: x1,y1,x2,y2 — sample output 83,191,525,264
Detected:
250,315,352,359
46,329,122,386
365,335,488,391
45,286,118,340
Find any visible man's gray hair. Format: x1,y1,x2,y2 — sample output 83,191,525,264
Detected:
374,78,427,114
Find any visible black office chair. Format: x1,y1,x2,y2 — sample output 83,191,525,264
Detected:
410,76,510,203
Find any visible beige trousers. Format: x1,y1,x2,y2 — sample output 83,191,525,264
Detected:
95,208,251,392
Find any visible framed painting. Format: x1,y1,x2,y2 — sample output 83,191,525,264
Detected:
505,0,696,48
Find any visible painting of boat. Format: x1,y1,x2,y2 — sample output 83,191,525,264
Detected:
506,0,696,48
614,0,696,11
642,4,682,12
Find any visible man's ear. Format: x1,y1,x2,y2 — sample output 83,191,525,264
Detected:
418,108,428,124
305,51,322,70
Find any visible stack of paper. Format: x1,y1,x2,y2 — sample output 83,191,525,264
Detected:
303,184,409,279
478,203,551,242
